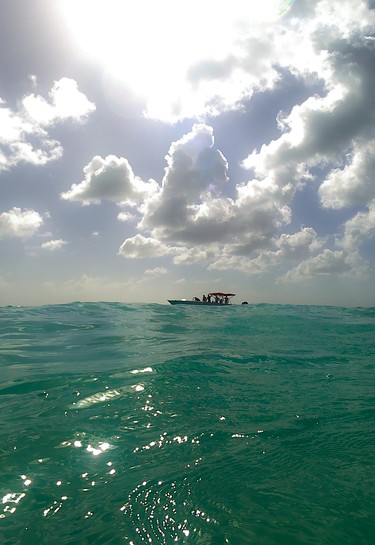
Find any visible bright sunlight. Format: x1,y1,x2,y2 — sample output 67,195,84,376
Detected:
57,0,296,121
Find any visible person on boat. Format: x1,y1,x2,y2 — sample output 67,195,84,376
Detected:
207,294,211,303
193,296,200,301
202,295,207,302
224,295,229,304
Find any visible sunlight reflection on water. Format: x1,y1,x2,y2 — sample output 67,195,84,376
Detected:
0,303,374,544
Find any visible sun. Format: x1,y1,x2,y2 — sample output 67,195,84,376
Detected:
56,0,296,121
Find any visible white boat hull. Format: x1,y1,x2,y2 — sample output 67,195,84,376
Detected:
168,299,231,306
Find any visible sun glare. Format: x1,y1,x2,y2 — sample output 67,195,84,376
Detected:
57,0,295,120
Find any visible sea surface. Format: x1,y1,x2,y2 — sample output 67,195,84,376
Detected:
0,302,374,545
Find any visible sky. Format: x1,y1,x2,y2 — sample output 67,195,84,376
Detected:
1,0,375,307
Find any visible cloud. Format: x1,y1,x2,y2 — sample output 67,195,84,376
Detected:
117,234,211,265
114,124,323,274
279,248,356,282
337,200,375,252
116,117,371,286
0,103,62,169
319,141,375,209
115,125,332,278
118,211,137,222
118,235,175,259
0,78,95,171
41,239,68,251
241,8,375,199
64,1,374,285
59,0,299,122
56,0,375,126
61,155,158,205
0,208,43,239
22,77,95,125
208,227,324,274
143,0,375,122
114,124,292,267
138,124,232,240
173,246,219,265
144,267,168,277
134,124,295,260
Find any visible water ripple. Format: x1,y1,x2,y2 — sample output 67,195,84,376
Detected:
0,302,374,544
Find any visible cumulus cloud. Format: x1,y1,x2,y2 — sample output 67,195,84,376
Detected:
142,0,374,122
22,77,95,125
319,141,375,208
114,106,372,281
61,1,375,284
208,227,324,274
57,0,306,122
115,124,323,274
144,267,168,277
337,200,375,252
235,3,375,202
279,249,356,283
138,124,232,242
0,78,95,171
118,235,175,259
0,208,43,238
126,124,295,261
118,211,137,222
41,239,68,251
61,155,158,205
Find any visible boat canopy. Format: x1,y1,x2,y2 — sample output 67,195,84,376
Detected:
208,292,235,297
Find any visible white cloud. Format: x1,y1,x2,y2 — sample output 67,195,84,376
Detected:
115,125,325,276
117,234,210,265
22,77,95,125
61,155,158,205
144,267,168,277
279,248,360,283
118,211,137,222
58,0,301,122
55,0,375,127
136,124,293,256
337,200,375,252
118,235,175,259
0,78,95,171
277,228,323,258
41,239,68,251
173,246,219,265
0,208,43,239
240,7,375,204
208,227,323,274
319,141,375,209
60,1,375,286
114,93,373,279
139,124,231,240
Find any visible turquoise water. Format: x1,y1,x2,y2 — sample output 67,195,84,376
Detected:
0,302,374,545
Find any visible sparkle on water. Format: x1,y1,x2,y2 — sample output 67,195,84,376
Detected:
0,301,374,544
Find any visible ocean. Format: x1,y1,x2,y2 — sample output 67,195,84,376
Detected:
0,302,374,545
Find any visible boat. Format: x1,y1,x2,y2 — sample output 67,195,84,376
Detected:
168,292,236,305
